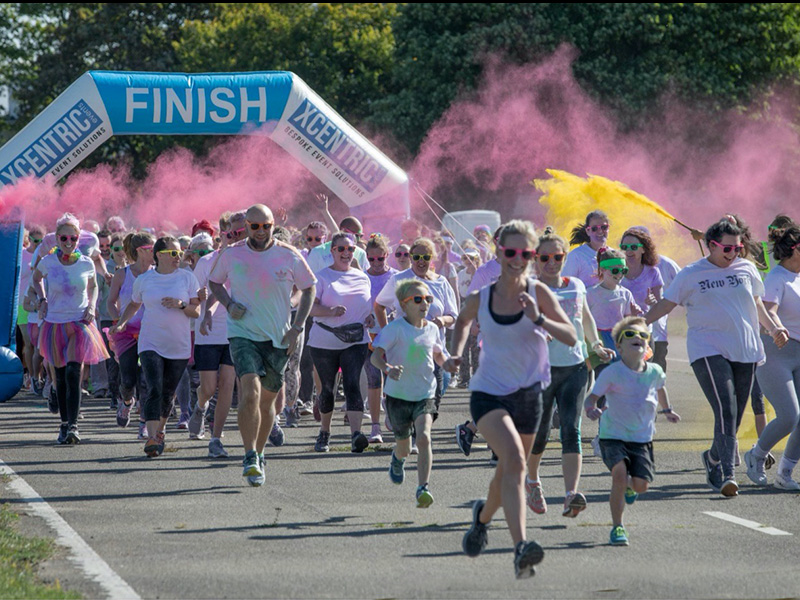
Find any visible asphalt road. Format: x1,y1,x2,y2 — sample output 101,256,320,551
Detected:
2,335,800,599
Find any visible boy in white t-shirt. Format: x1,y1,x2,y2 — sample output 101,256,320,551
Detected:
584,317,680,547
372,279,448,508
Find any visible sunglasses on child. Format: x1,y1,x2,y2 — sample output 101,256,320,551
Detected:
620,243,643,251
411,253,432,261
587,224,609,233
395,251,409,258
367,256,386,262
605,267,629,275
618,329,651,342
709,240,744,254
499,246,536,260
537,253,564,263
157,249,184,258
59,235,78,242
225,227,246,239
333,245,355,253
30,237,42,244
402,294,434,304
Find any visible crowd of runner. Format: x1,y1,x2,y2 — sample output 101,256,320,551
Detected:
13,200,800,578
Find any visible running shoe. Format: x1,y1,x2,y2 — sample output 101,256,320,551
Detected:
144,436,160,457
242,450,262,478
456,422,474,456
609,525,629,546
525,480,547,515
208,438,228,458
42,377,51,399
701,450,723,492
285,405,301,428
462,499,489,557
137,421,147,440
47,385,58,414
32,378,44,396
744,448,768,486
765,452,776,470
720,478,739,497
774,472,800,491
351,430,369,453
177,413,190,430
563,491,587,517
389,451,405,485
247,455,266,487
416,484,434,508
57,423,68,445
188,404,207,438
116,400,133,428
513,540,544,579
156,431,165,455
368,423,383,444
624,487,638,505
298,400,314,416
314,430,330,453
65,425,81,445
269,422,285,447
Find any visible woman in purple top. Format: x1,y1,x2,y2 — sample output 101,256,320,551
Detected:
563,211,611,288
619,227,664,320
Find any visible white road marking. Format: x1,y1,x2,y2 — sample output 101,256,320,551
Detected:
0,459,140,599
670,357,690,364
703,511,792,536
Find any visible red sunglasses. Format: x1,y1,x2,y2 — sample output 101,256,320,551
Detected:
709,240,744,254
499,245,536,260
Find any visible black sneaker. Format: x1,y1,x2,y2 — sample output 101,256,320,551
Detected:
514,540,544,579
48,386,59,414
314,430,330,453
351,431,369,453
702,450,723,492
65,425,81,445
462,499,489,557
456,421,475,456
57,423,68,444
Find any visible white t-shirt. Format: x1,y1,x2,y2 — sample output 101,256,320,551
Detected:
547,277,587,367
132,269,200,360
308,267,372,350
375,269,458,346
592,361,666,443
563,244,599,288
18,249,36,307
586,284,640,330
652,255,681,342
209,241,317,347
373,318,443,402
306,241,369,274
38,231,99,263
467,259,501,295
192,251,229,346
763,265,800,342
664,257,765,364
457,268,475,301
37,254,96,324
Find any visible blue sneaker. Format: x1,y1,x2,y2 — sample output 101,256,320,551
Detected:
269,423,285,447
610,525,629,546
389,451,405,485
624,487,638,505
416,484,434,508
246,454,266,487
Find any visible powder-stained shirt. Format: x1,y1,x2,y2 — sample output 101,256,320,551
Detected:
373,318,442,402
586,283,640,330
309,267,372,350
563,244,599,288
762,265,800,342
37,254,95,324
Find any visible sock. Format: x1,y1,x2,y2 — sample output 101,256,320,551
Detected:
752,443,769,460
526,476,539,486
778,456,798,478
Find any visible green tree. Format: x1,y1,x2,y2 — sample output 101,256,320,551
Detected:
374,3,800,152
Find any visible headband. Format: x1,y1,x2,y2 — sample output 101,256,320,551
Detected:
599,258,626,269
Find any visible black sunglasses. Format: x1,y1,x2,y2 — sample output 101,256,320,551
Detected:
368,256,386,262
248,222,273,231
307,236,324,242
334,245,355,253
605,267,629,275
60,235,78,242
395,252,409,258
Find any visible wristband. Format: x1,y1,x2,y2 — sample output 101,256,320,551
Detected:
383,366,391,375
533,313,545,326
658,407,673,414
179,301,186,310
292,323,304,333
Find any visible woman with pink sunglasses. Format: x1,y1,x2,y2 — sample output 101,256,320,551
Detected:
563,210,611,288
646,217,788,497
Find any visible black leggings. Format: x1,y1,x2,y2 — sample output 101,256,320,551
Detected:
140,351,188,422
310,344,368,414
55,362,82,426
692,355,756,479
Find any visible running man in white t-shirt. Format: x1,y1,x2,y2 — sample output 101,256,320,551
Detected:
208,204,317,487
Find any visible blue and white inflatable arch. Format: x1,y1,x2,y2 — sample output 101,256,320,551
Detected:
0,71,410,400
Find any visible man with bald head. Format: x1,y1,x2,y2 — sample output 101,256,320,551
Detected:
209,204,317,486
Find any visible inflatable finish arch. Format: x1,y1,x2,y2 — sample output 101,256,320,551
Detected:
0,71,410,399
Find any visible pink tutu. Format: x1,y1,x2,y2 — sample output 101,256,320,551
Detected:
38,320,110,368
26,322,40,343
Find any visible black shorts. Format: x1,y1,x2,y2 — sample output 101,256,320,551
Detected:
470,383,543,435
193,344,233,372
599,439,655,482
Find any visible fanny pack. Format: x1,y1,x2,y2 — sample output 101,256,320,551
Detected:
317,322,365,344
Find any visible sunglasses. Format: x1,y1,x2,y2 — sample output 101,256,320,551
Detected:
411,253,432,262
111,245,124,252
333,245,355,253
157,249,183,258
537,253,564,263
402,294,434,304
307,236,324,242
30,237,42,244
225,227,245,240
395,252,409,258
248,222,273,231
618,329,651,342
709,240,744,254
499,246,536,260
193,249,213,257
604,267,629,275
60,235,78,243
620,243,643,251
368,256,386,262
587,224,610,233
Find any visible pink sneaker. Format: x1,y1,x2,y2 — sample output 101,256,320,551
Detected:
525,479,547,515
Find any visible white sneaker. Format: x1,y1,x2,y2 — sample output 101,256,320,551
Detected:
368,423,383,444
744,448,768,486
774,472,800,491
